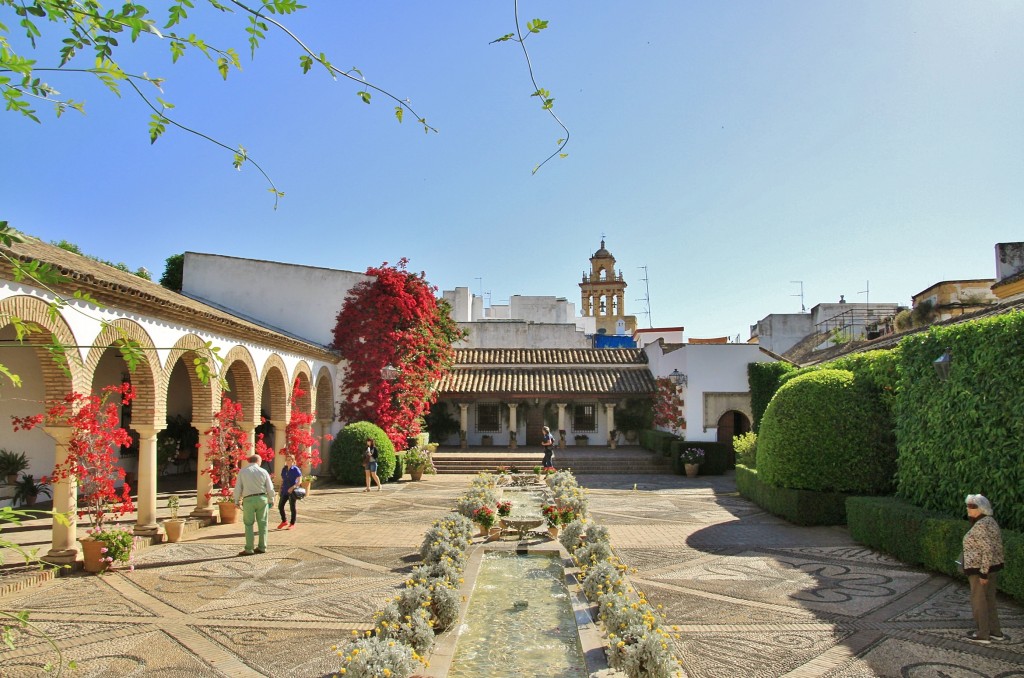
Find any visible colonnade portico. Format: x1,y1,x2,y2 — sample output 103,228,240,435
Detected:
1,238,342,565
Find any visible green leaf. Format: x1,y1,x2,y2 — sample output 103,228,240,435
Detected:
526,19,549,33
357,90,371,104
394,106,403,123
0,363,23,388
299,55,313,74
490,33,515,43
148,113,167,144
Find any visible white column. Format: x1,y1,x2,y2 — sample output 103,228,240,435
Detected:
261,420,282,488
133,425,159,536
459,403,469,449
42,426,78,565
605,403,617,448
556,403,567,449
508,403,518,449
191,421,215,517
317,418,332,476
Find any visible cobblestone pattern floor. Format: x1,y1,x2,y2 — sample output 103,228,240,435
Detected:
3,472,1024,677
578,473,1024,678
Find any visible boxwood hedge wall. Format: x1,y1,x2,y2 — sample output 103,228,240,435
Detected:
329,421,396,486
894,312,1024,533
758,369,896,495
736,465,849,526
748,361,796,433
669,441,733,475
848,495,1023,601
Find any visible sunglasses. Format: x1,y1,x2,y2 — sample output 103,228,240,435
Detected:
967,503,978,509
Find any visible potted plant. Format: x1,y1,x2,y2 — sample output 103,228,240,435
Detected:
13,473,50,507
163,494,186,543
13,384,137,573
201,396,251,524
574,434,589,447
679,447,705,477
496,500,512,518
472,505,496,537
301,474,317,495
0,449,30,485
404,447,435,482
541,503,562,538
480,434,493,447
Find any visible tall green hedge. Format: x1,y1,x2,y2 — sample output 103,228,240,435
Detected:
669,441,733,475
758,369,896,494
779,349,900,414
736,465,849,526
329,421,396,486
748,361,796,433
894,312,1024,533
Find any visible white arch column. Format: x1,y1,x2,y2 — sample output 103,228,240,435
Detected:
191,421,215,517
556,403,567,449
267,419,286,488
43,426,79,565
133,425,159,536
459,403,469,449
317,418,332,476
604,403,617,448
507,403,518,449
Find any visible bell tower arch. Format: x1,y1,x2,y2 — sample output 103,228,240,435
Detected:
579,239,637,335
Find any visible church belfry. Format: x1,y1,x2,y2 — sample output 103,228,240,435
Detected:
579,240,637,335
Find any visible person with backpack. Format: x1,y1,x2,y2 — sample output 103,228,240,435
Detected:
363,438,382,492
541,425,555,468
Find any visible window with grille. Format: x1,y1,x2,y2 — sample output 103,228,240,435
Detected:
477,403,501,432
573,403,597,432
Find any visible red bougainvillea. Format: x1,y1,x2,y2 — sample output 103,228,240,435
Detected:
652,377,685,435
281,378,327,469
332,259,466,449
12,383,135,531
201,396,251,502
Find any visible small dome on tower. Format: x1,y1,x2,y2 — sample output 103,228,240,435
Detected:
593,239,611,258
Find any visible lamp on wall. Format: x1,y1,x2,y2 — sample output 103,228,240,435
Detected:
668,368,687,387
380,364,400,381
933,348,952,382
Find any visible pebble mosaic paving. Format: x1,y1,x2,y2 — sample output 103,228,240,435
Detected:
2,470,1023,677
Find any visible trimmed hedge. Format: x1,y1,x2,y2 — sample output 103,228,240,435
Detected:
329,421,396,486
847,495,1024,602
748,361,796,433
894,312,1024,533
758,369,895,495
670,441,732,475
736,465,849,525
640,429,678,455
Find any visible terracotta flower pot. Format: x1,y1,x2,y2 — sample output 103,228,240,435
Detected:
409,468,424,482
79,538,107,573
163,519,185,543
684,463,699,478
486,526,502,542
301,481,312,496
476,522,490,537
548,525,560,539
218,501,239,524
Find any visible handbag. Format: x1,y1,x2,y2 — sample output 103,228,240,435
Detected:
293,487,307,500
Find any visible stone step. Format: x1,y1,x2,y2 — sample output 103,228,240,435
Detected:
430,446,671,475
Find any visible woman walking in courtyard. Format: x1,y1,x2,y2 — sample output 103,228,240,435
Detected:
962,494,1005,644
277,454,302,530
363,438,382,492
541,425,555,468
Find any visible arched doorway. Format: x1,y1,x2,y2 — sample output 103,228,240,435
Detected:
716,410,751,466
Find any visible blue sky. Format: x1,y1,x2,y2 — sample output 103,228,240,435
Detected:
3,1,1022,340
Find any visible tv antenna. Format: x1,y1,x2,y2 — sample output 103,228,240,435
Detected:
858,280,870,317
637,265,652,327
791,280,806,312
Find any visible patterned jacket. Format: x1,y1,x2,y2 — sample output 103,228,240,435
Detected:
963,515,1004,580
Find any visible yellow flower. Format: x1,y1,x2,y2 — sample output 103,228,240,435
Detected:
383,670,391,677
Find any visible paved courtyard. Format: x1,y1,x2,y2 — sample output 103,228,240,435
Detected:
1,472,1022,677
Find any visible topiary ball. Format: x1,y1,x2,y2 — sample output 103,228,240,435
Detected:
329,421,396,485
757,368,895,494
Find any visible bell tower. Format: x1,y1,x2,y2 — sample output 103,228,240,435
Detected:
579,239,637,335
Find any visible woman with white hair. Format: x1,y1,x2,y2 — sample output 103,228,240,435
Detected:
962,494,1005,644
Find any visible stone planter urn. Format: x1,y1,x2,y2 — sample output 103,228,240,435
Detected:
218,501,239,524
409,467,424,482
486,527,502,542
684,463,699,478
163,519,186,543
547,525,560,539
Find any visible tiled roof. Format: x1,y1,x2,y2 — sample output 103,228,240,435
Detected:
453,348,647,365
1,237,338,360
437,367,655,395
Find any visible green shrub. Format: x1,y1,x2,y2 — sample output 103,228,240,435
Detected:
329,421,395,486
748,361,796,433
847,495,1024,602
894,312,1024,533
779,349,900,417
758,369,895,494
736,465,849,526
391,452,406,482
733,431,757,467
